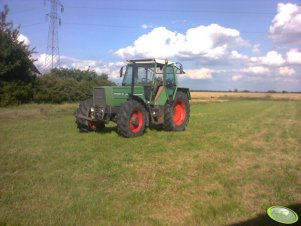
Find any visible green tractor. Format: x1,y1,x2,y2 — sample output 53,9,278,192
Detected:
74,59,191,137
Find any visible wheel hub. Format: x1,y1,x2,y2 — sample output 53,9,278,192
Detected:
173,101,186,126
130,116,139,127
129,109,143,133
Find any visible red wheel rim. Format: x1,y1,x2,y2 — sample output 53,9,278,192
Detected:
173,101,186,126
129,109,143,133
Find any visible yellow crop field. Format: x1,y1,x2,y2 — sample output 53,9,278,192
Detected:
191,91,301,101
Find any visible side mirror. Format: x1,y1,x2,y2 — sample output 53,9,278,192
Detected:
180,65,184,74
120,66,123,77
176,62,184,74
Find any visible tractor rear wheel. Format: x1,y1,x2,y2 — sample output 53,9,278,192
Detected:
164,91,190,131
75,99,104,132
117,99,147,137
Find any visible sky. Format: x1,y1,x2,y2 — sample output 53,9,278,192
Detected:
2,0,301,91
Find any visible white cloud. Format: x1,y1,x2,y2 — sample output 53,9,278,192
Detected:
17,34,30,46
269,3,301,45
61,56,123,79
34,53,47,69
141,24,153,29
177,24,246,60
182,68,213,79
34,53,123,79
278,67,295,76
261,51,285,66
252,44,260,54
115,24,247,62
231,50,248,60
232,75,243,81
250,51,285,66
115,27,182,59
287,48,301,64
242,66,270,74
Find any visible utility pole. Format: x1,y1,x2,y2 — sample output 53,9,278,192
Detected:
45,0,63,71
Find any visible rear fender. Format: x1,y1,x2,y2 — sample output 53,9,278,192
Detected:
176,87,191,100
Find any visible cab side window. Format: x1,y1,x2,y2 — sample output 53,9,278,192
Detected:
122,65,133,85
165,65,175,87
137,66,154,84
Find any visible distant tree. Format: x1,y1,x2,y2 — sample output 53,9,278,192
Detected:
34,68,116,103
0,5,37,106
34,74,77,103
50,68,97,81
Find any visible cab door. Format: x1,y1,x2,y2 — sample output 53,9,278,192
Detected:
164,65,176,101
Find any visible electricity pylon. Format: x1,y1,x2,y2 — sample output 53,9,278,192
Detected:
45,0,63,70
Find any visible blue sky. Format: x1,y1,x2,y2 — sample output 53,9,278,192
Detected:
2,0,301,91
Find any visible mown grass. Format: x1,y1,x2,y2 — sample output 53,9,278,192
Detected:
0,101,300,225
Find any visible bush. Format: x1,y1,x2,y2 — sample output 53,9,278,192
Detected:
33,69,116,104
0,81,34,106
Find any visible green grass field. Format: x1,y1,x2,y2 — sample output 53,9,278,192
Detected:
1,100,301,225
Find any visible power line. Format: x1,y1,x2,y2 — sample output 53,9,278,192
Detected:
64,22,300,35
63,22,139,30
64,5,275,15
9,7,44,15
24,20,300,36
22,22,45,28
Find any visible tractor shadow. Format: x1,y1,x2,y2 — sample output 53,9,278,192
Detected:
94,123,165,135
148,123,164,132
227,203,300,226
95,127,116,134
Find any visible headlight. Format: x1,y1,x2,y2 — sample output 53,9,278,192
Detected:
90,107,95,113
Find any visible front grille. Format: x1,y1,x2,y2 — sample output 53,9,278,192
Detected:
94,88,106,107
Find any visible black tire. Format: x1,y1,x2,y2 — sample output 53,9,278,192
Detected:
75,99,105,132
163,91,190,131
117,99,147,137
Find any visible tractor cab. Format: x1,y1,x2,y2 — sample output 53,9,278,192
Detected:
120,59,185,105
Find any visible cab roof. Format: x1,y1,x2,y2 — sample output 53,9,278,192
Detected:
126,59,185,74
127,59,175,65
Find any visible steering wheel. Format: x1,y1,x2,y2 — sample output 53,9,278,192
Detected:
166,78,174,87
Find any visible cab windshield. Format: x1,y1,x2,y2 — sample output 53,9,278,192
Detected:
122,64,155,86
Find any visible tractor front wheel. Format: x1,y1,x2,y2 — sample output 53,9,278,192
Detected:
117,100,147,137
75,99,105,132
164,91,190,131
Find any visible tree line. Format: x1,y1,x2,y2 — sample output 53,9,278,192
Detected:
33,68,116,104
0,5,116,106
